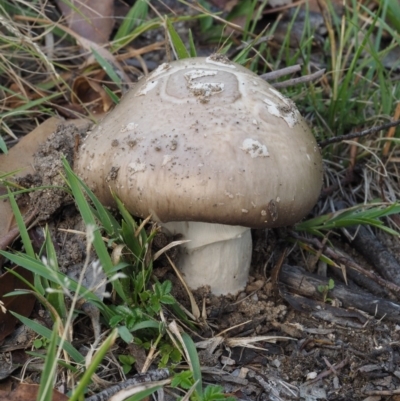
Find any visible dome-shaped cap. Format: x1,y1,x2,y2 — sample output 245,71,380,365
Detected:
75,56,323,228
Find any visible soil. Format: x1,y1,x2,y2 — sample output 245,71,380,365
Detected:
4,124,400,401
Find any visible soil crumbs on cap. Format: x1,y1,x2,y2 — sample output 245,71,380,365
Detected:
6,124,400,401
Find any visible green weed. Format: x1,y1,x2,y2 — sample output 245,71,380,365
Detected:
317,278,335,303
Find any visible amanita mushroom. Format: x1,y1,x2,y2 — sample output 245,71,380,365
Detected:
75,55,323,295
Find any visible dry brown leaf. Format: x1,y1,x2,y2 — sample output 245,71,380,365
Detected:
56,0,114,44
71,73,113,113
6,82,48,109
0,383,68,401
37,5,132,85
0,266,35,343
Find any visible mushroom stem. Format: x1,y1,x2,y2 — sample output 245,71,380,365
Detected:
162,221,252,295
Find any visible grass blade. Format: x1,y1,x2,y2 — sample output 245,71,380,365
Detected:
188,29,197,57
11,312,84,364
114,0,149,40
37,319,59,401
181,332,202,398
68,329,118,401
7,188,34,258
0,135,7,153
166,17,189,59
91,48,122,88
44,226,67,319
125,382,169,401
62,157,127,302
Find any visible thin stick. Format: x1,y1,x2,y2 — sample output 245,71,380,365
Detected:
84,369,170,401
306,358,348,385
364,389,400,396
260,65,301,81
382,103,400,157
319,120,400,148
290,231,400,294
273,69,325,88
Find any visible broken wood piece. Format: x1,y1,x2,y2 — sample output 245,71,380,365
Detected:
84,369,170,401
345,224,400,287
291,232,400,295
280,264,400,322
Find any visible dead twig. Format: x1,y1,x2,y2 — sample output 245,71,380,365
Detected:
344,225,400,286
290,232,400,295
260,65,301,81
382,103,400,156
270,247,288,297
260,65,325,88
318,120,400,148
320,168,359,198
306,358,348,385
273,69,325,89
84,369,170,401
364,389,400,396
280,266,400,323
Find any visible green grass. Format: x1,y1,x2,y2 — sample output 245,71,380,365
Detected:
1,159,235,400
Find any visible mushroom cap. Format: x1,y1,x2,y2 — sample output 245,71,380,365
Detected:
75,56,323,228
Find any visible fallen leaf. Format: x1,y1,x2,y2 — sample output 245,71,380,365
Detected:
56,0,114,44
44,17,132,86
72,73,113,113
6,83,48,110
0,383,68,401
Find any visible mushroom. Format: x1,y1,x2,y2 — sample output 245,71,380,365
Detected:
75,55,323,295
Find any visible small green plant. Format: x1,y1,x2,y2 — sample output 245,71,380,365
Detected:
33,336,50,350
159,343,182,367
171,370,236,401
171,370,194,390
171,369,236,401
295,202,400,237
171,369,236,400
318,278,335,303
118,354,136,374
168,322,236,401
108,281,175,329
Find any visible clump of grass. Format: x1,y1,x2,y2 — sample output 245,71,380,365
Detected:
1,160,191,398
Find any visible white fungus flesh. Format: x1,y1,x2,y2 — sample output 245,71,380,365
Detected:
75,55,323,295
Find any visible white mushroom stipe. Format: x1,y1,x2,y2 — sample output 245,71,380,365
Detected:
162,222,251,296
75,56,323,295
